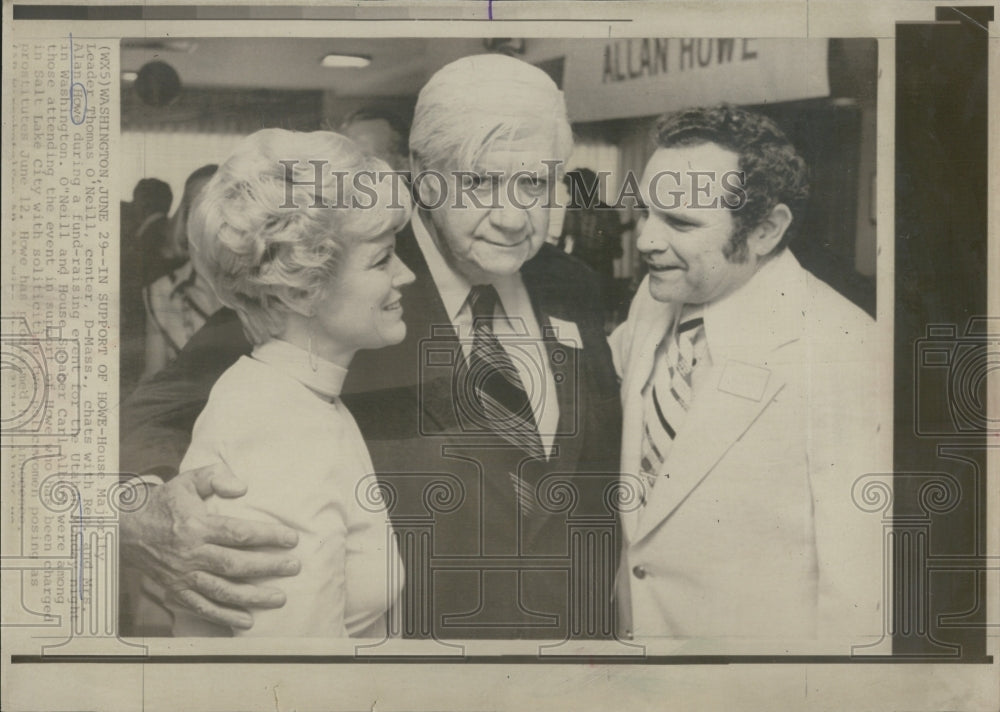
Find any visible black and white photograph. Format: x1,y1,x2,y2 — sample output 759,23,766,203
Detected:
114,36,886,647
2,2,996,711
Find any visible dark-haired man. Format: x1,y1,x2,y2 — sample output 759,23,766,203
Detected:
611,105,885,641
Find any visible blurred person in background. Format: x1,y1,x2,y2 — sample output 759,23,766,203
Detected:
338,105,410,172
136,179,183,286
142,165,222,380
121,178,173,397
122,177,172,257
558,168,625,321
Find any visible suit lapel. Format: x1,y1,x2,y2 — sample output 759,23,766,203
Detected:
627,252,810,546
519,251,598,548
630,363,786,545
392,224,461,433
520,251,582,470
619,301,675,542
541,315,581,466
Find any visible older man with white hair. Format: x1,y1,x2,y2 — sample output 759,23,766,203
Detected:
120,54,623,640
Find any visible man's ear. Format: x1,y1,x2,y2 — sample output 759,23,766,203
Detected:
747,203,792,259
411,157,443,209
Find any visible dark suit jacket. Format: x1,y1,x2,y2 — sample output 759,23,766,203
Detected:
121,224,623,640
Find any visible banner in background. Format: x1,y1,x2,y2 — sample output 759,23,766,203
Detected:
563,38,830,121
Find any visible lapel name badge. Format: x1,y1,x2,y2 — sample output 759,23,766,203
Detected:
548,317,583,349
717,360,771,401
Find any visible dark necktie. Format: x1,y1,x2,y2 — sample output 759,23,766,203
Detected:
466,284,545,463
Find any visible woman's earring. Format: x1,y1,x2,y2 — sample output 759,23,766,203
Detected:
307,321,319,372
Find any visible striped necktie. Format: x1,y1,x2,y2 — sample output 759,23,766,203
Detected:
466,284,545,461
638,313,705,503
464,285,546,513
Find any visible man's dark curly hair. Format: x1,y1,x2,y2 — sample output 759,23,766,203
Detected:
653,104,809,258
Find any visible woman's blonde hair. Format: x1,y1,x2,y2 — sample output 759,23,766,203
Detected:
189,129,410,344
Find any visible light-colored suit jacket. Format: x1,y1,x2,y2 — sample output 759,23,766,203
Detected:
610,249,887,641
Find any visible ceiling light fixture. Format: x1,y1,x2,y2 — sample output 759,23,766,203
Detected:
320,53,371,69
121,39,197,53
122,71,138,82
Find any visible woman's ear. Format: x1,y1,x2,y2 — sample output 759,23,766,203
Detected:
747,202,793,260
275,285,316,318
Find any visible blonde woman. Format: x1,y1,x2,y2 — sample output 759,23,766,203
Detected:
169,129,413,637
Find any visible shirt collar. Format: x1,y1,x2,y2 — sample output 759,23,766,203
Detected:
411,212,471,322
252,338,348,401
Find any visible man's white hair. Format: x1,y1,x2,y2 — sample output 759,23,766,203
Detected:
410,54,573,172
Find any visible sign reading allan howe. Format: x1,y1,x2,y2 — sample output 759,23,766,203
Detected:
563,38,830,122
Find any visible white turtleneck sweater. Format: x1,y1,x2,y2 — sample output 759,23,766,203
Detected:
170,338,402,638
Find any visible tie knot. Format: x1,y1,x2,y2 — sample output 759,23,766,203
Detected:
671,314,705,369
468,284,500,323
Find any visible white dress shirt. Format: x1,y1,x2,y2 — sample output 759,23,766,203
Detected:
411,214,560,457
